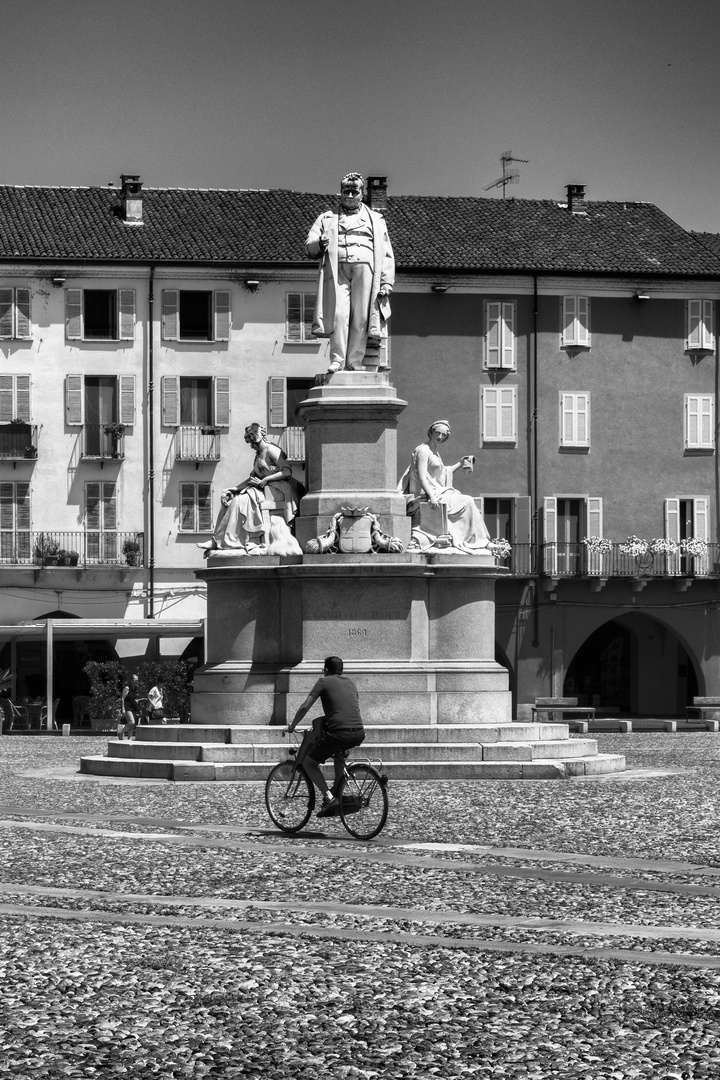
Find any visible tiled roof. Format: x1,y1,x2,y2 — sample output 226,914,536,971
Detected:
0,184,717,277
691,231,720,260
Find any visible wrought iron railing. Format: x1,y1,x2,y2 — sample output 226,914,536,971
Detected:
277,426,305,462
0,424,38,459
539,542,719,579
0,531,144,567
81,424,125,459
174,426,221,462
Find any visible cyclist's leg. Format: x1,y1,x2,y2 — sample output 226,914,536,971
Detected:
295,715,324,769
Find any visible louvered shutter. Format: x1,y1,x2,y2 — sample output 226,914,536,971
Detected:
688,301,702,348
0,290,13,339
214,291,231,341
0,375,14,422
15,375,30,422
66,289,83,340
197,483,213,532
162,376,180,427
560,394,573,445
162,290,179,341
486,303,501,368
85,482,101,530
180,483,197,531
501,303,515,368
515,495,532,574
65,375,84,425
665,497,681,575
543,496,558,575
15,481,31,560
499,387,515,439
304,294,317,342
268,377,287,428
213,378,230,426
15,289,31,339
702,300,715,350
119,375,136,425
103,483,117,530
576,394,589,444
693,497,710,575
686,395,699,447
0,483,14,529
286,294,302,342
700,396,714,448
482,387,499,439
585,496,604,574
562,296,576,347
577,297,590,347
118,290,135,341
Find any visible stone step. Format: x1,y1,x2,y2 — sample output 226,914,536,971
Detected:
134,722,572,745
79,753,625,782
108,736,599,764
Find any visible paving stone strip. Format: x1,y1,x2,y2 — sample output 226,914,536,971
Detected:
3,818,720,899
2,902,720,970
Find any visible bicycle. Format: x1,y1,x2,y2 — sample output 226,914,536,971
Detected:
264,728,389,840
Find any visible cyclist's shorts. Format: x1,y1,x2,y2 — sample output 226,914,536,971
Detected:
307,728,365,764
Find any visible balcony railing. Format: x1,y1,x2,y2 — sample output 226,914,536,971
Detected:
174,426,221,462
0,424,38,460
278,426,305,462
539,542,719,579
0,531,144,567
81,424,125,460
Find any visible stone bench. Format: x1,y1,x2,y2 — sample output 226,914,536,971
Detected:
685,698,720,730
531,697,595,733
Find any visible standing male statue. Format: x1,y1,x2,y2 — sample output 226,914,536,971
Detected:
305,172,395,373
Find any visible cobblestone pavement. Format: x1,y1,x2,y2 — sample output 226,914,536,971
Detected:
2,732,720,1078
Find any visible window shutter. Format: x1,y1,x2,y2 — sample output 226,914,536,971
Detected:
118,289,135,341
560,393,574,445
214,291,231,342
102,483,117,530
85,482,101,530
664,498,681,542
162,290,179,341
515,496,532,545
65,375,84,426
213,377,230,426
197,483,213,532
482,387,499,439
162,376,180,427
694,497,709,541
501,303,515,368
702,300,715,350
0,483,14,529
119,375,136,425
0,289,13,339
0,375,14,422
286,293,302,342
562,296,576,347
587,497,603,537
543,496,558,575
268,376,287,428
485,302,501,368
700,395,714,447
66,289,83,340
686,395,699,447
577,297,590,347
15,482,31,531
180,483,197,531
688,300,702,348
304,294,316,342
15,375,31,422
499,387,516,439
576,393,589,444
15,289,31,338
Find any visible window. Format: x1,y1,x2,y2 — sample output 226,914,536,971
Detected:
267,376,314,461
0,288,31,340
0,375,31,423
161,377,230,427
179,482,213,533
0,482,30,562
65,289,135,341
687,300,714,351
65,375,135,458
543,496,602,575
85,482,118,562
482,386,516,443
485,302,515,369
561,296,590,348
161,290,231,342
665,497,709,574
475,495,532,573
685,394,714,450
286,293,317,343
560,392,590,448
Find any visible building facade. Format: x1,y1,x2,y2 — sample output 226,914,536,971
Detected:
1,176,718,720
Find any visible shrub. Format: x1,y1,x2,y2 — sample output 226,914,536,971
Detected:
83,660,127,720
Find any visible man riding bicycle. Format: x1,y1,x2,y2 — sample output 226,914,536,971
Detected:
285,655,365,817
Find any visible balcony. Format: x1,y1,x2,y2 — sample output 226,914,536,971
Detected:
538,542,719,580
278,426,305,462
0,531,144,567
174,426,221,462
80,424,125,460
0,423,38,461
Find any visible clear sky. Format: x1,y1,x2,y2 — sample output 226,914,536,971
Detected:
3,0,719,231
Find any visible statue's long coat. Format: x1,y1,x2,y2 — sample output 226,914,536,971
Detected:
305,203,395,341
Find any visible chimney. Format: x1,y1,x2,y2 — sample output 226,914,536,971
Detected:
566,184,586,213
365,175,388,211
121,174,143,223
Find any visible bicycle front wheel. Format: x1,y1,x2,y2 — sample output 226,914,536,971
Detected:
338,763,388,840
265,761,315,833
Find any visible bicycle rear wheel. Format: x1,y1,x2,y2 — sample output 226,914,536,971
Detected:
338,763,388,840
265,761,314,833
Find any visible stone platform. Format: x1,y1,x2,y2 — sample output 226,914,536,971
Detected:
79,721,626,781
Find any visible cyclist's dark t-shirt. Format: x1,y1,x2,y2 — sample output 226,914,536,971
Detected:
312,674,363,736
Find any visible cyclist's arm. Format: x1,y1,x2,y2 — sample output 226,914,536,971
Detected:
287,685,321,733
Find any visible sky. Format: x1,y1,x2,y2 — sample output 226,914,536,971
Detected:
2,0,719,232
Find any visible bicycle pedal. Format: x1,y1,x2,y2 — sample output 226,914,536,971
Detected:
287,747,297,757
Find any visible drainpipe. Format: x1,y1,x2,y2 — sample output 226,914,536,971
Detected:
531,272,540,647
147,266,156,619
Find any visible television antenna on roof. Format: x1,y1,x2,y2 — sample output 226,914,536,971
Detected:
484,151,529,199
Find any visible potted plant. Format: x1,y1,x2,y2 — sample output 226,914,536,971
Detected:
34,534,60,566
104,422,126,438
7,416,31,433
200,424,219,436
68,550,80,567
122,537,141,566
56,549,71,566
24,444,37,459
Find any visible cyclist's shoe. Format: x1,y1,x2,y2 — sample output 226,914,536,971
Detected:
317,796,339,818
